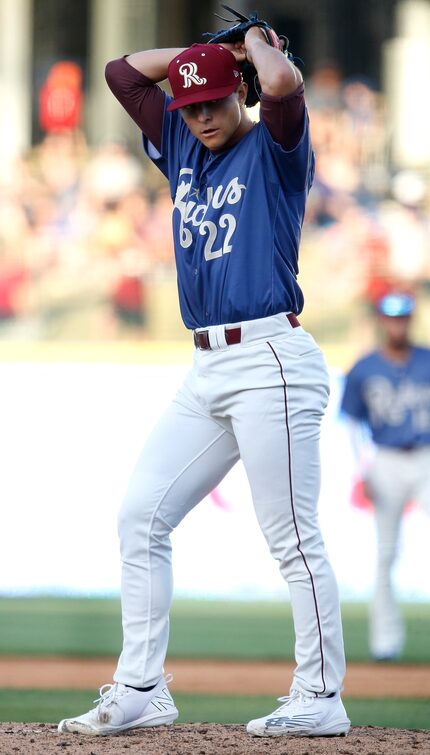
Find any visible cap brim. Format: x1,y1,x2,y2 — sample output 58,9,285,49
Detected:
167,83,238,111
379,308,414,317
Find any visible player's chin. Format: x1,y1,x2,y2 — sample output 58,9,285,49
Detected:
198,129,225,148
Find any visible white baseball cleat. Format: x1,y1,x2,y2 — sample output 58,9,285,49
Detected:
58,675,178,736
246,689,351,737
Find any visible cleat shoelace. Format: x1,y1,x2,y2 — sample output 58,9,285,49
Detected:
272,690,311,715
94,683,128,723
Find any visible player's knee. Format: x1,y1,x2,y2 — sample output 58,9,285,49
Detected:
117,485,174,551
276,531,328,578
117,484,159,539
377,543,398,569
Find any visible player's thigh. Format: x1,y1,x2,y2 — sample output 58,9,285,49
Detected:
366,451,408,515
366,452,408,559
413,450,430,516
120,390,239,533
232,340,329,548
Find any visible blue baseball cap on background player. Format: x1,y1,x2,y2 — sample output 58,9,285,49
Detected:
376,292,415,317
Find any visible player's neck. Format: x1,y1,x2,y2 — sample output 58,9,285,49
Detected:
381,342,412,364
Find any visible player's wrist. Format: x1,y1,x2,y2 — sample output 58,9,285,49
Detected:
245,24,283,50
244,26,268,50
244,28,269,65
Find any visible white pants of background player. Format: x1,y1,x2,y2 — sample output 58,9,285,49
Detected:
114,312,346,696
366,446,430,659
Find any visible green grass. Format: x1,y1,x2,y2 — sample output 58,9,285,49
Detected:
0,598,123,657
1,598,430,662
0,689,429,729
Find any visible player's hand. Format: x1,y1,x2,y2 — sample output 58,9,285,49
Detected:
244,25,286,64
218,41,246,65
362,477,373,500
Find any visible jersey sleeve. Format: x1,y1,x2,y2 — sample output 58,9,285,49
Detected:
105,56,166,152
340,366,368,422
260,83,305,151
105,55,186,188
142,98,188,187
256,100,314,195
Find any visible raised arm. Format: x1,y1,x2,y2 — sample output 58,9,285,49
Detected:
223,27,305,151
243,26,302,97
105,48,186,153
125,48,185,82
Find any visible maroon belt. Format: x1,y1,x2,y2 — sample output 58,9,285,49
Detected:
193,313,300,350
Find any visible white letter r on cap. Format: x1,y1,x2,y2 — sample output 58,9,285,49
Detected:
179,62,208,88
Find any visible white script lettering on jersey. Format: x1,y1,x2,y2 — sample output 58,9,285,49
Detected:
364,376,430,430
174,168,246,260
179,62,208,88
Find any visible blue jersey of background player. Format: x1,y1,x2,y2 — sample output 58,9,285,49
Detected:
342,295,430,449
341,292,430,661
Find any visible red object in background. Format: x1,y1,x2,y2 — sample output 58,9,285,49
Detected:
350,476,416,515
0,267,28,319
112,276,144,313
39,61,83,132
361,233,392,305
350,477,373,512
210,487,233,512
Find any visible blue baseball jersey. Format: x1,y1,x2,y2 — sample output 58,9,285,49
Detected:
143,96,314,329
341,347,430,447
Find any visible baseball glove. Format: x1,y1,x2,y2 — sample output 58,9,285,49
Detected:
203,4,294,107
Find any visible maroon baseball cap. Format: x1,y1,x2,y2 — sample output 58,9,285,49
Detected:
167,44,242,112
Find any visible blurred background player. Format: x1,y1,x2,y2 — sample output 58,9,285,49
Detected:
341,291,430,660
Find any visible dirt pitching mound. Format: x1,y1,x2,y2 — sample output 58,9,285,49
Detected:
1,723,430,754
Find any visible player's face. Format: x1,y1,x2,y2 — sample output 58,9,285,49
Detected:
380,315,412,348
179,85,250,151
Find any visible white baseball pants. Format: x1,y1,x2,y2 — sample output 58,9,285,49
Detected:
114,313,346,695
366,446,430,658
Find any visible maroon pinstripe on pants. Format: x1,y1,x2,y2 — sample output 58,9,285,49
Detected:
267,341,326,694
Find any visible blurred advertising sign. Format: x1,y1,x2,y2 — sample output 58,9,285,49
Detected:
39,61,83,132
0,363,429,601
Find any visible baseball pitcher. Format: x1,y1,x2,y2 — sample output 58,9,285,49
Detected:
58,6,350,739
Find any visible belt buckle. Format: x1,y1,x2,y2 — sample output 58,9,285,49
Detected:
194,330,211,350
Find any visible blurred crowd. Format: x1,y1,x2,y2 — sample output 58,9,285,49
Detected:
302,62,430,343
1,61,429,342
0,132,175,340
